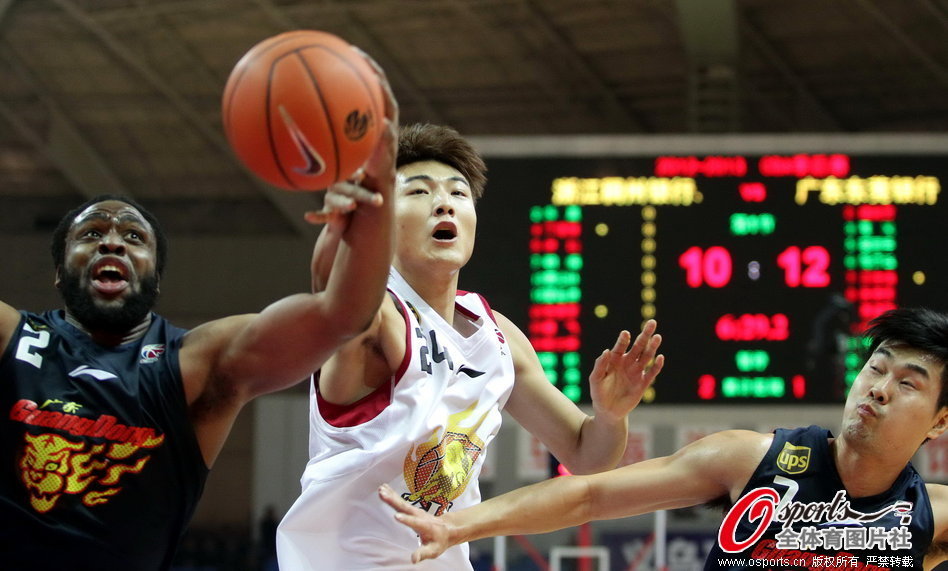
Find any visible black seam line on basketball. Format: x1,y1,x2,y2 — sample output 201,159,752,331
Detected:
265,59,294,189
251,35,335,189
295,47,341,186
224,33,306,137
265,46,339,188
266,46,343,188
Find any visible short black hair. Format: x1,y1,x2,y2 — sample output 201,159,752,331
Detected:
397,123,487,200
51,194,168,277
863,307,948,409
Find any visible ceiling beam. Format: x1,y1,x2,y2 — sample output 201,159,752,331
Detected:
916,0,948,33
518,0,646,132
675,0,740,132
443,0,612,132
853,0,948,90
442,0,576,128
50,0,316,237
0,0,14,24
737,11,843,130
251,0,444,123
0,46,130,198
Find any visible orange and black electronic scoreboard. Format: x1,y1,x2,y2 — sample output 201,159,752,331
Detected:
464,140,947,405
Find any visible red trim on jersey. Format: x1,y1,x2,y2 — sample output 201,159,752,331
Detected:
456,290,498,325
317,377,392,427
392,294,413,381
316,289,413,428
473,292,499,325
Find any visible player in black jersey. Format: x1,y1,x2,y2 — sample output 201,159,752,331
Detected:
0,85,397,569
381,307,948,571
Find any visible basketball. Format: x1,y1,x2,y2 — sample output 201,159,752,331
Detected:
222,30,385,191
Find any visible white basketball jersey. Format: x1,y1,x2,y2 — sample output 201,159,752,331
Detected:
277,269,515,570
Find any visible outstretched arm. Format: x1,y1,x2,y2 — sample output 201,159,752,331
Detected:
179,55,398,465
503,315,664,474
307,169,388,293
379,429,768,564
208,98,398,397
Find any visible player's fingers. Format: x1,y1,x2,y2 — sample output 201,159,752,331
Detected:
351,46,399,124
378,118,397,159
644,354,666,385
627,320,658,357
378,72,399,124
330,182,383,206
362,119,398,189
610,330,632,354
379,484,411,513
414,545,442,563
303,210,328,225
636,333,662,363
588,348,611,382
323,193,358,213
393,512,426,530
303,209,346,226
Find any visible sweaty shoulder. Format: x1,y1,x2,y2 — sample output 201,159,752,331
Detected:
0,300,22,356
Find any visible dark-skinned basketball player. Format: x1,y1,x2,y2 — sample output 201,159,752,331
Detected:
0,72,398,571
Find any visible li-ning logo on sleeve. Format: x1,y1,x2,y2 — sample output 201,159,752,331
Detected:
776,441,811,474
69,365,118,382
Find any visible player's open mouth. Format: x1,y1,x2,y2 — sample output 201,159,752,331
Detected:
91,260,130,295
432,223,457,242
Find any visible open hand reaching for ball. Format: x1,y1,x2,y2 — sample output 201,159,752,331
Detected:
378,484,454,564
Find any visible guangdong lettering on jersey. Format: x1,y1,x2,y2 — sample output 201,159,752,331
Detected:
705,426,932,571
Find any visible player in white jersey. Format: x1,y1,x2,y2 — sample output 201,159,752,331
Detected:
277,123,665,570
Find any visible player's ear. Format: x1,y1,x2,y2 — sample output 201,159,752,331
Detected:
926,406,948,442
54,266,62,289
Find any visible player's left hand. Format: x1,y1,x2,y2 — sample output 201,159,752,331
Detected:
378,484,452,563
588,320,664,420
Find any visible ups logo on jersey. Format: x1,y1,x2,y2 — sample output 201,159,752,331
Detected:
776,442,811,475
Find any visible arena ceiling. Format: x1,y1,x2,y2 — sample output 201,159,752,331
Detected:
0,0,946,321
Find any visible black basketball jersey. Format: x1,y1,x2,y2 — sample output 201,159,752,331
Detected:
0,310,208,571
705,425,932,571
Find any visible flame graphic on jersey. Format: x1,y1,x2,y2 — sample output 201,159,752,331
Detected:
403,403,487,516
17,431,164,513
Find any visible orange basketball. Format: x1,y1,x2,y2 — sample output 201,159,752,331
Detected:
222,30,385,191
